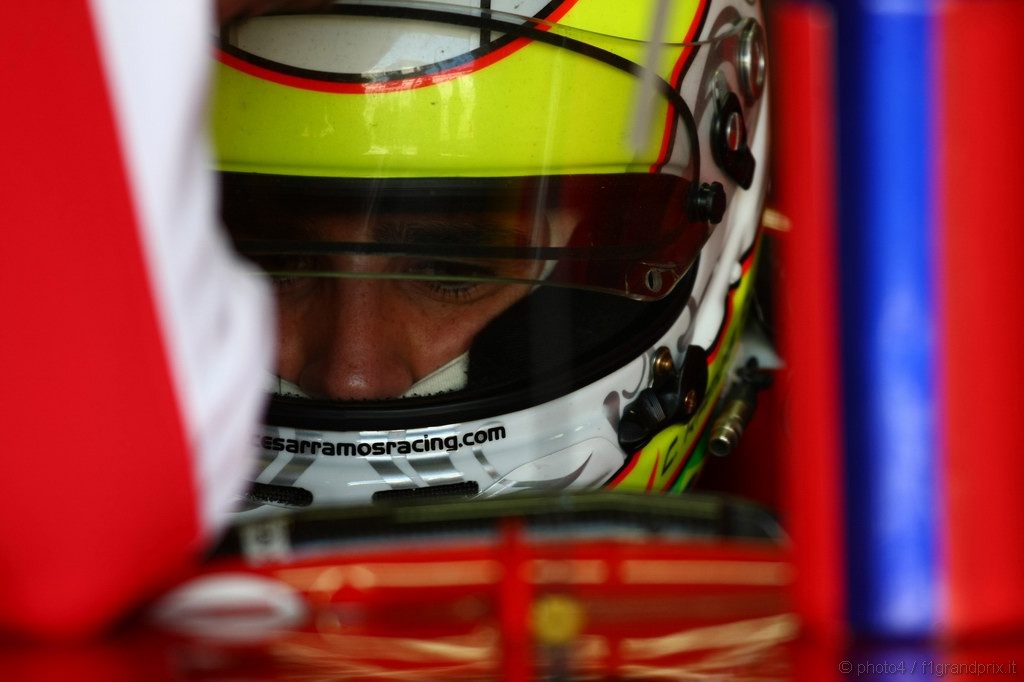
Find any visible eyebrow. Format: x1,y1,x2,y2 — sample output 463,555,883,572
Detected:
227,203,555,261
372,218,535,248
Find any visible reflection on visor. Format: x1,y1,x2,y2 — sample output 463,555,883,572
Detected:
224,173,709,300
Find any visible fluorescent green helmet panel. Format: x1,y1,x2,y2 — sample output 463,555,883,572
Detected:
212,0,707,178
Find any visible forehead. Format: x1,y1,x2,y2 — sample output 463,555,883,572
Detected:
221,186,547,252
222,173,551,229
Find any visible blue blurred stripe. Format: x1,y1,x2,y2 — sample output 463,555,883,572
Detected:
828,0,939,635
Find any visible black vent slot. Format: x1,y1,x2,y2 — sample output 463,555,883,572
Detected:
372,481,479,504
243,482,314,508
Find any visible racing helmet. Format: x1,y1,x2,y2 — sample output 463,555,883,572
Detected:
213,0,770,511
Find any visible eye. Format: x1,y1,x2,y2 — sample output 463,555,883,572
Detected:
402,260,495,302
250,253,320,292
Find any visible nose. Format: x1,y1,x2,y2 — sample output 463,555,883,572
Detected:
290,279,417,400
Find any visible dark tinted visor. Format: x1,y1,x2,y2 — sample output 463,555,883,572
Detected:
224,173,710,300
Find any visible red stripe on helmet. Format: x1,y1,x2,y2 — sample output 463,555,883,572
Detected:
650,0,710,174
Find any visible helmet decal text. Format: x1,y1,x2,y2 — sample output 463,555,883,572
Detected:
254,424,507,457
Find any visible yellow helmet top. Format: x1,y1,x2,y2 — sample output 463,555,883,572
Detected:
213,0,709,179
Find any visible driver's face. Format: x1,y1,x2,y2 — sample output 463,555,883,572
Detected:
238,208,541,400
274,263,531,401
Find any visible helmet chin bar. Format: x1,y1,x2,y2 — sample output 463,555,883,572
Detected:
236,230,759,512
237,260,709,511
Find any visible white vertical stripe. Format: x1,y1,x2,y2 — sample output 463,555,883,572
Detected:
87,1,274,535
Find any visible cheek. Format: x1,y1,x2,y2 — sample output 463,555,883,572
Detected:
273,291,330,380
272,299,305,380
398,304,475,371
400,286,531,372
270,281,533,383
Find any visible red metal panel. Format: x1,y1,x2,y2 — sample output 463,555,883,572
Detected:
938,0,1024,637
769,1,846,640
0,3,199,637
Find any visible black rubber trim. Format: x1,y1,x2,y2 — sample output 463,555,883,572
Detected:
210,491,784,560
479,0,492,46
263,254,699,432
224,173,546,196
